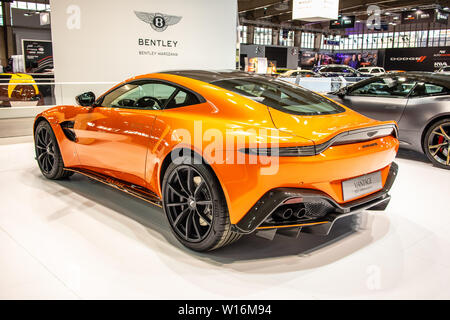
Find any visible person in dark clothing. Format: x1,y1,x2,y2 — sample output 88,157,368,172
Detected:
348,54,359,69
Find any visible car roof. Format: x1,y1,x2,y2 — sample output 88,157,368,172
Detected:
160,70,265,83
360,67,381,70
400,72,450,87
321,64,349,68
347,71,450,89
320,64,355,70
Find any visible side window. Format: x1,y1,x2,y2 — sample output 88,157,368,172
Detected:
100,82,177,110
165,89,200,109
410,83,449,97
350,77,416,98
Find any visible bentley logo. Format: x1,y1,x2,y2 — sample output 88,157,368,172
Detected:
134,11,182,32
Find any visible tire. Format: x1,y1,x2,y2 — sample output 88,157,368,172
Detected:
34,121,74,179
162,156,241,251
423,118,450,170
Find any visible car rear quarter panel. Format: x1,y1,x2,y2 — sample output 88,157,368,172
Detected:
212,135,398,224
401,95,450,152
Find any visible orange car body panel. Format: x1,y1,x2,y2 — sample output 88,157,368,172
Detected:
35,72,399,225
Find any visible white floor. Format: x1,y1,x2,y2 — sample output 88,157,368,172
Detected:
1,137,450,300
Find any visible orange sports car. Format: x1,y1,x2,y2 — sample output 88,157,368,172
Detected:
34,70,399,251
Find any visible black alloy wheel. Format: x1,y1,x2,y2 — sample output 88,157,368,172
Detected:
162,157,241,251
425,119,450,170
34,121,73,179
165,165,214,242
36,124,56,174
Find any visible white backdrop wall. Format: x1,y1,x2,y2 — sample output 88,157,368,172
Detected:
50,0,237,104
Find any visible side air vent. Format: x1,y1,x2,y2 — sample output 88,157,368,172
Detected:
60,121,77,142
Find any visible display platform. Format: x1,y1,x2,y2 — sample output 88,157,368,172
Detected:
1,137,450,299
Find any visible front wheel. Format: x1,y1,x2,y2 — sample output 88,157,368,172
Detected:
162,157,241,251
34,121,73,179
424,119,450,170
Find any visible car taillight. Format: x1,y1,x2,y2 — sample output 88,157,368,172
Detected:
240,145,316,157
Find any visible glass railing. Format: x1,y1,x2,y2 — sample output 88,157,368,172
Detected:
279,76,362,92
0,74,365,119
0,75,116,118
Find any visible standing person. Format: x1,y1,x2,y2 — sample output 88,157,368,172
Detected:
313,53,322,67
348,54,358,69
357,53,363,69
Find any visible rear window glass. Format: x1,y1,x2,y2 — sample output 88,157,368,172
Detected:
212,78,345,116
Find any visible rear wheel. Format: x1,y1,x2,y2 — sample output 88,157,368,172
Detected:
424,119,450,170
162,157,241,251
35,121,73,179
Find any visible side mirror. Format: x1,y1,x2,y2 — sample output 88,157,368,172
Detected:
337,88,347,98
76,92,96,107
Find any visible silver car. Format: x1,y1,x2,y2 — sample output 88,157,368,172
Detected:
437,66,450,75
328,72,450,169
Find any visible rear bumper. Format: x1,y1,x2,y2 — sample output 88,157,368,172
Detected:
232,162,398,235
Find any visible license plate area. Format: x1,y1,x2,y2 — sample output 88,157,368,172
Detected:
342,171,382,202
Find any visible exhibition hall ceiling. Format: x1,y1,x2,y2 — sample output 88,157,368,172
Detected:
238,0,450,25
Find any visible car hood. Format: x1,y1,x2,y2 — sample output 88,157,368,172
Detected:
267,105,383,145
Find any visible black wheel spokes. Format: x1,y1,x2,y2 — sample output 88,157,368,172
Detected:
166,166,213,242
36,127,55,174
194,207,212,226
429,124,450,166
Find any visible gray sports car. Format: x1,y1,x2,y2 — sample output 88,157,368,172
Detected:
327,72,450,169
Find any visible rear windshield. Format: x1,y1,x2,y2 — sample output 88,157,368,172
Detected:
212,78,345,116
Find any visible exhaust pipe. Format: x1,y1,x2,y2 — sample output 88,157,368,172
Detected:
275,208,293,220
293,207,307,219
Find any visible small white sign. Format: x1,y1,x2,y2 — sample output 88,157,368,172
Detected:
342,171,382,202
292,0,339,22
